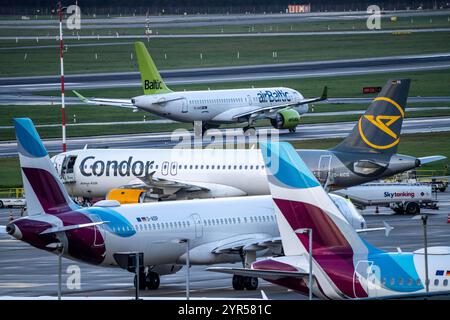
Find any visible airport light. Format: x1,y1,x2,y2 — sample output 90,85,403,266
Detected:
58,2,67,153
295,228,313,300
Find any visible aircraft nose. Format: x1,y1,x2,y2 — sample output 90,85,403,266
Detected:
6,223,22,240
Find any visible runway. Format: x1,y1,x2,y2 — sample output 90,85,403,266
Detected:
2,10,449,30
1,191,449,299
0,116,448,157
1,53,450,94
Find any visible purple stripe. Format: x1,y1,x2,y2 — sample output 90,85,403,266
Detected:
274,198,367,298
22,167,71,214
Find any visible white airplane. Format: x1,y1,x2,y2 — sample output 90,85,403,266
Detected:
74,42,327,135
209,142,450,299
4,118,379,291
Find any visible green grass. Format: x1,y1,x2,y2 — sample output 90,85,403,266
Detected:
1,15,450,36
0,105,159,126
2,32,450,76
1,131,448,188
0,157,21,188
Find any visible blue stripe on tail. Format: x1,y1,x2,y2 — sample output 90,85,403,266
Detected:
261,142,320,189
14,118,47,158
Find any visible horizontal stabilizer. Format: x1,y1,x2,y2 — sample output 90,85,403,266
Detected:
356,221,393,237
419,155,447,165
40,221,107,235
206,267,309,281
73,90,135,108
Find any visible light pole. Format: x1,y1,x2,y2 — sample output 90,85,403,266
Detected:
46,242,64,300
421,214,430,292
58,2,67,153
296,228,313,300
176,239,191,300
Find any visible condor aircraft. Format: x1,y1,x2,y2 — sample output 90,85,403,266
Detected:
74,42,327,135
209,142,450,299
3,118,377,291
54,79,445,203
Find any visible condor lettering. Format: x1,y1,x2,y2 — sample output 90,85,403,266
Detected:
80,156,154,177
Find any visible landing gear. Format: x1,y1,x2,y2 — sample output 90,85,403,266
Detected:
134,271,160,290
146,271,160,290
243,126,256,136
288,127,297,133
232,275,258,290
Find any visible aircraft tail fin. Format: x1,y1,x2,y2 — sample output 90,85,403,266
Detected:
134,42,172,95
14,118,78,216
332,79,411,155
261,142,370,298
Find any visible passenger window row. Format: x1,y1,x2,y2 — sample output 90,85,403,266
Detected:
133,220,191,232
189,97,244,105
203,215,276,226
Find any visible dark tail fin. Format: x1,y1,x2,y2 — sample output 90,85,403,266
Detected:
332,79,410,155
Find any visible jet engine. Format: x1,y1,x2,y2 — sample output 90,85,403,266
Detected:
270,109,300,130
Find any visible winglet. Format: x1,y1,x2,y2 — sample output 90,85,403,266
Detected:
321,86,328,100
72,90,89,103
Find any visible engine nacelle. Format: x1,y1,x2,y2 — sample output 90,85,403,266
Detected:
270,109,301,129
106,188,146,204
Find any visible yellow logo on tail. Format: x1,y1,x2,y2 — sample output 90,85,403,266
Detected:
357,97,404,150
363,115,401,139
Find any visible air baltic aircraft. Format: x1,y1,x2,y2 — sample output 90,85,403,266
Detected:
54,79,445,202
3,119,382,291
74,42,327,135
209,142,450,299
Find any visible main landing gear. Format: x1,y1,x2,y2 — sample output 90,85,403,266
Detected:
232,275,258,290
231,249,258,290
134,270,160,290
243,126,256,136
288,127,297,133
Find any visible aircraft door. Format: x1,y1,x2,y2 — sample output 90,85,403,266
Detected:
247,95,252,106
182,99,188,113
190,213,203,239
317,155,332,185
61,155,77,182
353,260,379,298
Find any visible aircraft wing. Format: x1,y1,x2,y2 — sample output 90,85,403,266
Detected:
207,266,309,281
133,172,208,193
212,236,282,254
419,155,447,165
73,90,135,108
231,86,327,121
